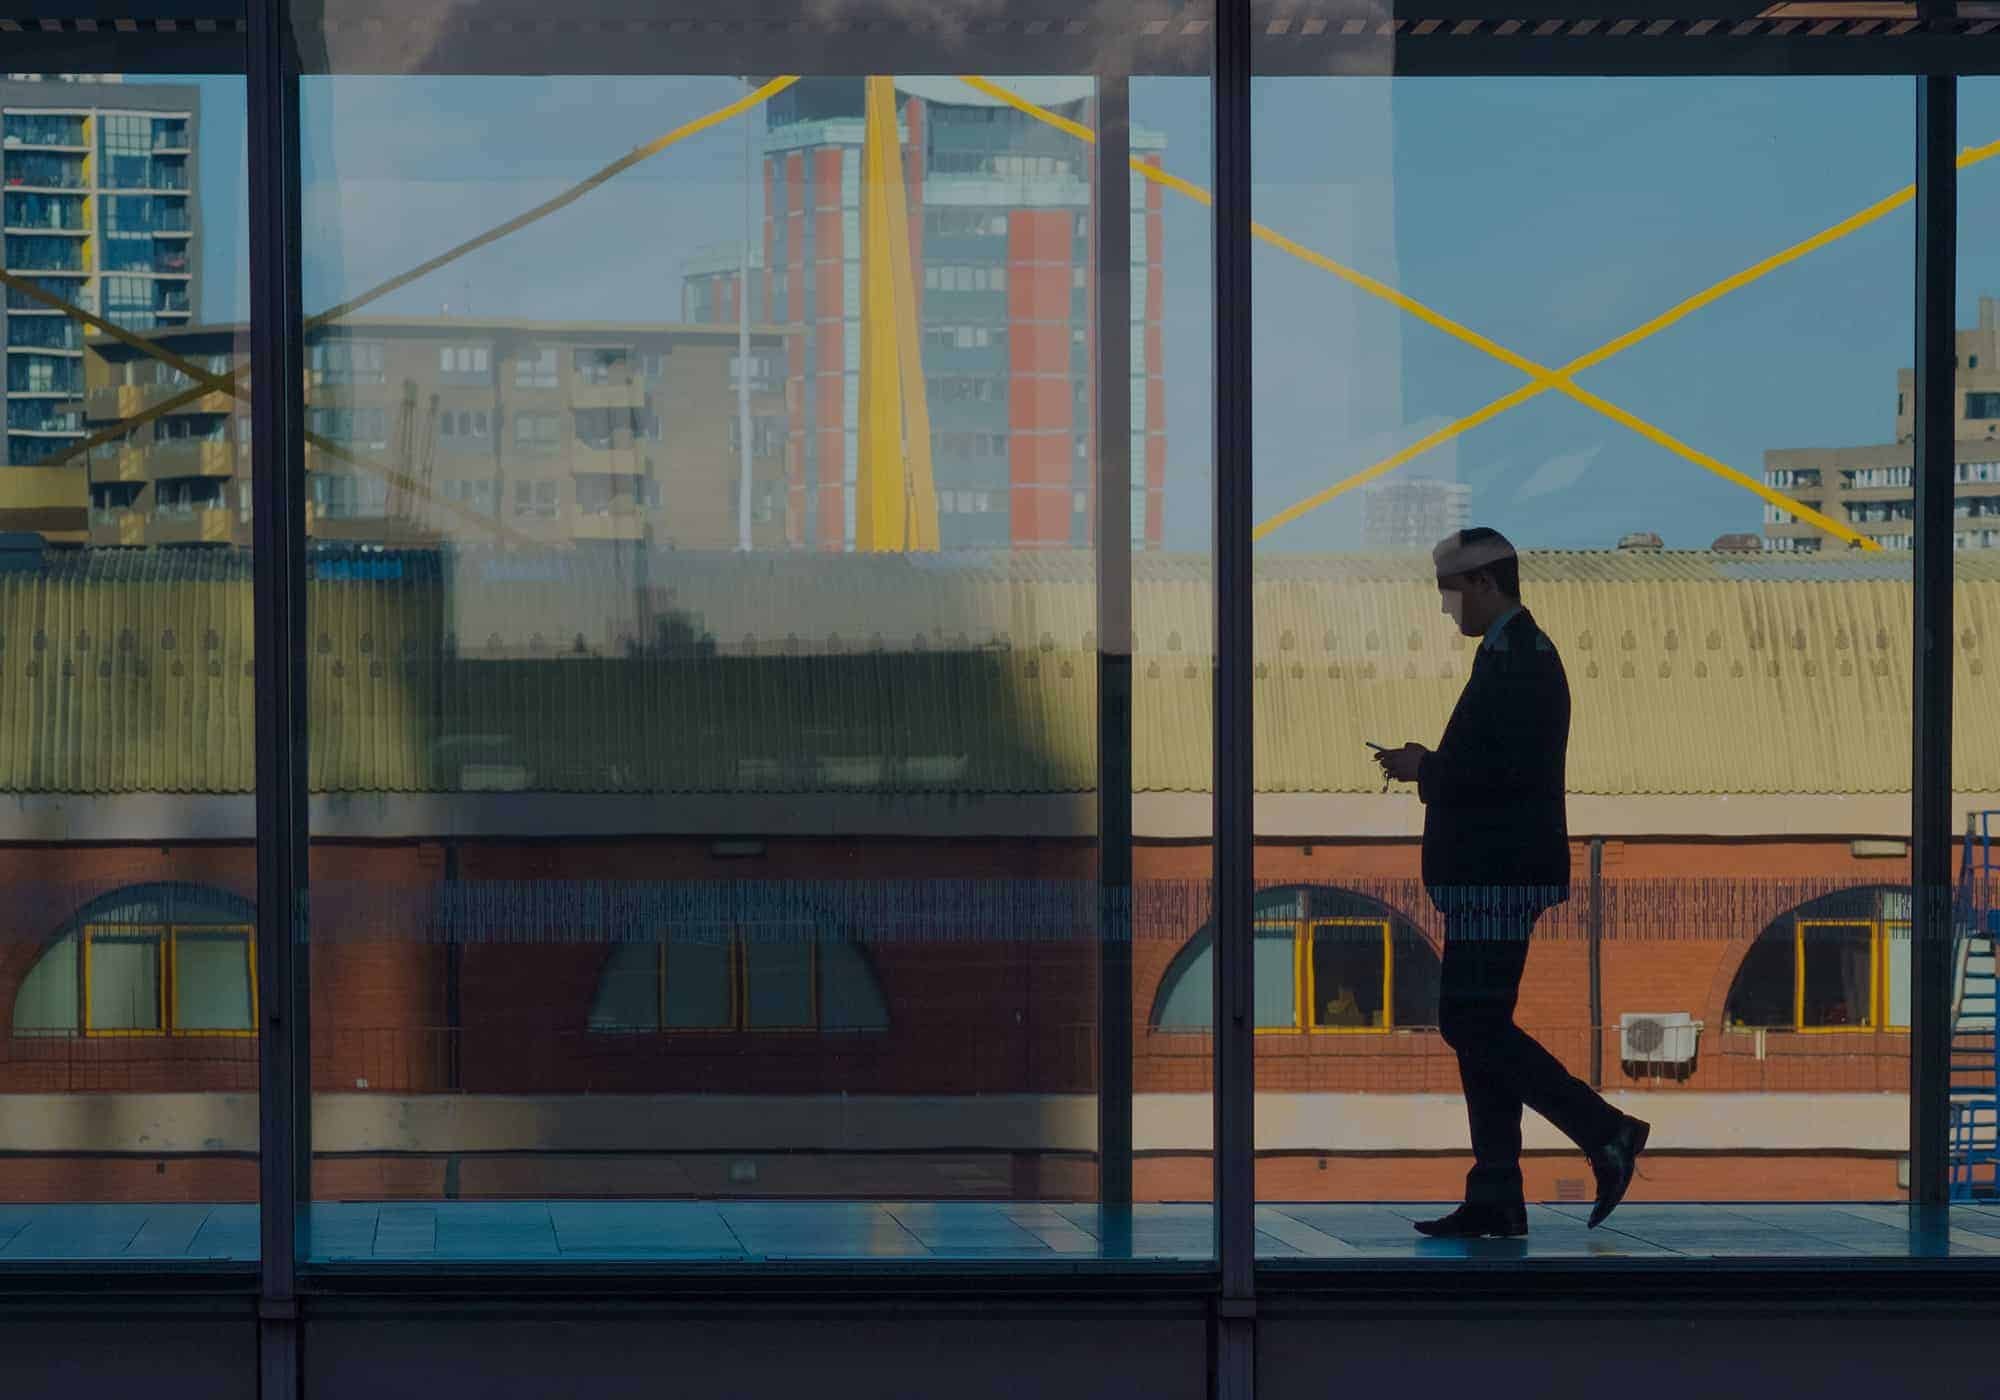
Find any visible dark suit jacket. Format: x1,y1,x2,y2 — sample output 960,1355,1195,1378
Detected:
1417,606,1571,914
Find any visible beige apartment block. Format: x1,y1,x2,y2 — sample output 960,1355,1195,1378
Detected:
1765,295,2000,553
2,316,791,552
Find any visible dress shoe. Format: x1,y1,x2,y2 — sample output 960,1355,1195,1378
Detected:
1587,1114,1651,1228
1413,1203,1528,1239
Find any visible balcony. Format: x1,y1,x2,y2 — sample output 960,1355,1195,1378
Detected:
88,383,234,423
572,510,648,543
570,379,644,411
88,447,146,485
148,439,234,480
88,384,160,422
88,509,146,548
148,506,234,546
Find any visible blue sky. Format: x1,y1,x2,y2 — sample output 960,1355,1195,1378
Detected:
170,73,2000,556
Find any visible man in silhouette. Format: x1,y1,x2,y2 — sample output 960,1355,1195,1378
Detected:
1376,527,1649,1238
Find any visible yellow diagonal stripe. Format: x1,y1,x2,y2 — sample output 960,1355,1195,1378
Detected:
964,73,1989,552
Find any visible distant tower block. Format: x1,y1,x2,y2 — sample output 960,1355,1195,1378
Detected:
1361,476,1470,552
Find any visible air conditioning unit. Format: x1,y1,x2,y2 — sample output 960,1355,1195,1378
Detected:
1620,1011,1702,1066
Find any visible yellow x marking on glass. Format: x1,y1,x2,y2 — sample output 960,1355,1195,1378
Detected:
964,73,2000,552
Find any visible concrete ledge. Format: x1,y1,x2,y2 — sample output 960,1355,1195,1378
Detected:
0,1091,1911,1155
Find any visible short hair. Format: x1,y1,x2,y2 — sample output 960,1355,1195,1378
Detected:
1433,526,1520,599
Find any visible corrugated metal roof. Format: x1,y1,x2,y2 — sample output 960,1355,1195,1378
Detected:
0,547,1991,798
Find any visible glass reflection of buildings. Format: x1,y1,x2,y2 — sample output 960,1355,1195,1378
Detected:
1766,295,2000,552
72,318,788,551
2,76,198,468
681,77,1169,553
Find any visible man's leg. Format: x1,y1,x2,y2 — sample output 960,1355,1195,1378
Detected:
1440,929,1530,1208
1441,910,1625,1166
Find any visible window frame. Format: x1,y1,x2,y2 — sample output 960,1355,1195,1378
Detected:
76,921,258,1039
168,924,258,1039
1795,917,1878,1034
1303,917,1395,1035
591,930,882,1036
80,923,168,1039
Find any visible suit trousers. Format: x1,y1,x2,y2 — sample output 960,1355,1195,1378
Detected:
1439,907,1624,1207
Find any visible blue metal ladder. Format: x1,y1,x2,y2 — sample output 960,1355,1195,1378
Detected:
1950,812,1999,1200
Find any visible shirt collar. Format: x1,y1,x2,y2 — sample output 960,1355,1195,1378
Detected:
1482,604,1524,651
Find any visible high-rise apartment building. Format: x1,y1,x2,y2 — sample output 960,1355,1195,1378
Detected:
1360,475,1470,552
2,77,199,468
682,77,1166,553
1764,295,2000,552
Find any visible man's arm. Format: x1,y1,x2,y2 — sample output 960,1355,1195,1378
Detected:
1416,648,1566,807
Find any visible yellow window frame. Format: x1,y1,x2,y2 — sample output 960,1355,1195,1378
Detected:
80,924,167,1038
1305,918,1394,1034
1795,918,1877,1034
168,924,257,1038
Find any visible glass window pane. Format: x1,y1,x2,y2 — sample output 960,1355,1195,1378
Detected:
1253,925,1296,1030
1801,923,1875,1030
88,932,162,1032
11,931,78,1035
1252,67,1912,1244
819,937,889,1031
172,930,253,1031
298,11,1207,1266
1309,922,1386,1030
664,936,733,1030
588,943,660,1031
0,67,256,1259
744,935,812,1029
1886,922,1911,1031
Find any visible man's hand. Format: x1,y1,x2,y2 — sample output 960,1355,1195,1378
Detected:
1375,742,1428,784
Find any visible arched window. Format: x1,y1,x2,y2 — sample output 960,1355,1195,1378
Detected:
588,926,889,1033
12,883,256,1038
1152,886,1441,1033
1724,887,1911,1033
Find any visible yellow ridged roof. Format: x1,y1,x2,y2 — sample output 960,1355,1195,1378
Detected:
0,548,1991,798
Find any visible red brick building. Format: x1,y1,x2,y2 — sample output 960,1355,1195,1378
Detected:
0,547,1990,1206
682,77,1168,554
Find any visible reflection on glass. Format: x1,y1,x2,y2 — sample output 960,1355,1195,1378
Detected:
0,73,256,1255
1952,79,2000,1203
294,55,1205,1264
1250,74,1915,1244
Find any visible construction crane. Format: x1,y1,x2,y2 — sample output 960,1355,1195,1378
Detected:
386,377,441,530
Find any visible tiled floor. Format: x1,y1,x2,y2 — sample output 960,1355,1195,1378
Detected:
6,1201,2000,1263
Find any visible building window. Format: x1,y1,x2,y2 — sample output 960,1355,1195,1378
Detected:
1724,888,1911,1033
574,346,631,384
513,412,562,451
306,405,390,449
515,345,559,388
1151,887,1441,1033
513,478,559,518
307,340,385,385
11,884,256,1038
440,409,489,442
588,931,889,1033
438,344,491,379
1969,392,2000,420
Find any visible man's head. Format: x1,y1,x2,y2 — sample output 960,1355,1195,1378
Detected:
1433,526,1520,637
